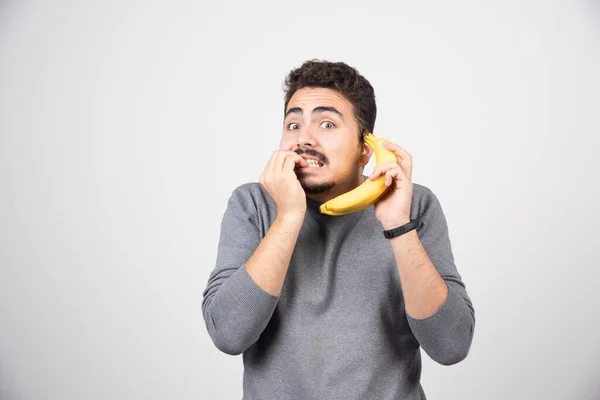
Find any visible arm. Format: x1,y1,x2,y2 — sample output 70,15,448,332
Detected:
391,190,475,365
389,228,449,319
202,188,303,355
202,151,307,355
245,213,304,296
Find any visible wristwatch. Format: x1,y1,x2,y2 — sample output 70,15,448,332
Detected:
383,219,420,239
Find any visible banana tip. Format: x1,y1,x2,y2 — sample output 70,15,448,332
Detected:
319,204,337,215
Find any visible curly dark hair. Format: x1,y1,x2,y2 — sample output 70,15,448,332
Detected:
282,59,377,140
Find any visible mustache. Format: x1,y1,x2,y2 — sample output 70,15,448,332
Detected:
294,148,328,164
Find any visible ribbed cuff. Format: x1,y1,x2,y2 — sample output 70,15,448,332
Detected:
406,288,473,363
222,264,280,321
205,265,281,355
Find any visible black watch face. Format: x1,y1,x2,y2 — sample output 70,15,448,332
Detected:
384,230,396,239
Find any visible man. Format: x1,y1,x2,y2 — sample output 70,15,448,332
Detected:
202,60,475,400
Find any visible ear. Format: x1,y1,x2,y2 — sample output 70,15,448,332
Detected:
357,139,373,167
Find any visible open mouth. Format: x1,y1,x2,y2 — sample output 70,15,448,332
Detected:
303,159,324,168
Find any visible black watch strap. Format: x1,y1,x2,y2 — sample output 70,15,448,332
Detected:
383,219,420,239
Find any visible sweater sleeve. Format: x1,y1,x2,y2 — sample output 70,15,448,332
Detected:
201,185,279,355
406,188,475,366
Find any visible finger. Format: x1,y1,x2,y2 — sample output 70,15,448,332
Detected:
385,166,408,187
383,142,413,178
369,162,399,180
383,142,412,159
281,152,308,172
283,156,295,173
283,154,306,172
263,150,280,181
272,151,294,172
382,142,412,167
385,168,401,187
294,154,308,168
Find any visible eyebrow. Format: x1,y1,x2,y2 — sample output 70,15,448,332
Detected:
285,106,344,120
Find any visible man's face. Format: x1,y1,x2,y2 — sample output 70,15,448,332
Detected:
280,87,371,197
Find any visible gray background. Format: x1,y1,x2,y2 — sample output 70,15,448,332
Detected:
1,1,599,399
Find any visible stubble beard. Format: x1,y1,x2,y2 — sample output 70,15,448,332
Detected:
296,172,335,195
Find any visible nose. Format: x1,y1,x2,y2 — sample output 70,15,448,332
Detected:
294,125,317,148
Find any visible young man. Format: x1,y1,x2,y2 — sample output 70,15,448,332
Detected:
202,60,475,400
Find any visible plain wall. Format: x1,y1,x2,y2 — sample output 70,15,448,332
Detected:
1,1,599,399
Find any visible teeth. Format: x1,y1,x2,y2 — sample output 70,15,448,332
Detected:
305,159,322,167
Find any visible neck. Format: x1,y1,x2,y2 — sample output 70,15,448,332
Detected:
306,171,366,204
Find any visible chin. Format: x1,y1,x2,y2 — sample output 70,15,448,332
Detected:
297,174,335,195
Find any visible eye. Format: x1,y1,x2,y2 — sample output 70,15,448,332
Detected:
287,122,300,130
320,121,335,129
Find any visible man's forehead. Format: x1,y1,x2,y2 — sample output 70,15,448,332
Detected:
285,105,344,120
286,88,349,113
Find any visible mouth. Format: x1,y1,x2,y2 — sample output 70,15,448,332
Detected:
296,153,326,169
301,158,324,168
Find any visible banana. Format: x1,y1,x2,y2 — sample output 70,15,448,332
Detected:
320,133,398,216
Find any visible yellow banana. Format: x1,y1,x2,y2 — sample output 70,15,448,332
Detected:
320,133,398,216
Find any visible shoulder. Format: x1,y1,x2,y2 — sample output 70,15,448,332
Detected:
230,181,269,201
227,181,274,213
410,182,444,220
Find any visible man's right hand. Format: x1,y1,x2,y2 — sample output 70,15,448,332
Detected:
260,150,308,219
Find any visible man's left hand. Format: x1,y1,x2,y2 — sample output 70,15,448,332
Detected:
368,142,414,230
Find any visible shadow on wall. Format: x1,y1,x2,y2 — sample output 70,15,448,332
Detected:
584,385,600,400
0,361,22,400
580,362,600,400
588,0,600,26
0,370,13,400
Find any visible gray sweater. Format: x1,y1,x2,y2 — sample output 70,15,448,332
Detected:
202,180,475,400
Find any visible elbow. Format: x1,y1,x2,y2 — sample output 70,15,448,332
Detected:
202,299,248,356
213,340,246,356
211,331,249,356
434,344,471,366
205,319,252,356
433,324,475,366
